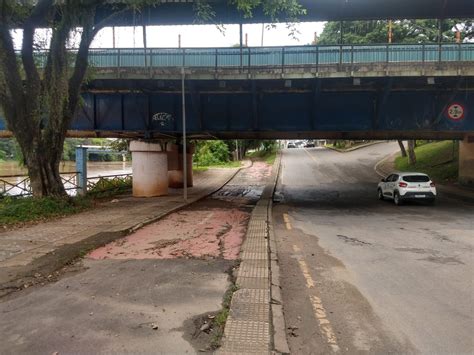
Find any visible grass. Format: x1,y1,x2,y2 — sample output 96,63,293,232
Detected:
246,149,277,164
210,284,239,349
394,140,459,183
0,195,92,226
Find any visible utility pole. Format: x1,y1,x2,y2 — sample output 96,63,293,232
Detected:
181,67,187,202
239,23,243,68
388,20,393,44
142,24,148,67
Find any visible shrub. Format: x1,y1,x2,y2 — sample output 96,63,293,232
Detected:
195,140,230,166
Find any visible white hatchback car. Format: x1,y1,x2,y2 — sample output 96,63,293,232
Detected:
378,172,436,205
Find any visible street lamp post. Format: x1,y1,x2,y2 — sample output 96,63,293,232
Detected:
181,67,188,202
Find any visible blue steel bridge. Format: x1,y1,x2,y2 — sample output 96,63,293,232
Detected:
1,43,473,140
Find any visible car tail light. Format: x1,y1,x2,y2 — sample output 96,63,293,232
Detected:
399,182,408,188
430,182,435,187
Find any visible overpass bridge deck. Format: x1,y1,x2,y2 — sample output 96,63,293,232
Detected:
1,44,473,139
30,44,474,76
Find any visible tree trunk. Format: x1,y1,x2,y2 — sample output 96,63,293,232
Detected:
407,140,417,165
397,140,407,157
17,128,67,197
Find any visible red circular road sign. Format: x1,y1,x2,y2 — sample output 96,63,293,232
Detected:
446,103,465,121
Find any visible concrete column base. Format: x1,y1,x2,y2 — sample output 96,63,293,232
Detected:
130,141,168,197
167,144,194,188
459,136,474,186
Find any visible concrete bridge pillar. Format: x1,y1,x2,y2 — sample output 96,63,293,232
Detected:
167,143,194,188
459,136,474,186
129,141,168,197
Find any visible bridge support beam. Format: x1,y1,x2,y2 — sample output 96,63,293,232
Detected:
459,136,474,186
167,143,194,188
130,141,168,197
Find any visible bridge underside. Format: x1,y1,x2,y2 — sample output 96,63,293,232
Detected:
1,75,472,141
68,75,473,140
96,0,474,25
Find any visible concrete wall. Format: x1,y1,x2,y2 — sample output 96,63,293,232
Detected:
459,136,474,186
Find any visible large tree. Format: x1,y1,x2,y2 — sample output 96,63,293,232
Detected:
0,0,304,197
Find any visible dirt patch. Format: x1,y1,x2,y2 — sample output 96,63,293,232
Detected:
179,265,239,352
88,202,250,261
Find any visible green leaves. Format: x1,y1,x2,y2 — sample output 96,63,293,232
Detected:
230,0,306,22
319,19,473,45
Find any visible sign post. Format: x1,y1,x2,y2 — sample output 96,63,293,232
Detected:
75,147,88,195
181,67,187,202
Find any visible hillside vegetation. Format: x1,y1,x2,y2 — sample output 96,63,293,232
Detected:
395,141,458,183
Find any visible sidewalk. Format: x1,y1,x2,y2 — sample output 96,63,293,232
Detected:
325,140,386,153
218,153,284,355
0,168,239,297
374,152,474,203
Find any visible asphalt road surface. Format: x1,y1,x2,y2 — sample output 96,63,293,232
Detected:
274,143,473,354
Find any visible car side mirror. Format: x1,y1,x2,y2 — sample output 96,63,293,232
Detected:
381,178,386,182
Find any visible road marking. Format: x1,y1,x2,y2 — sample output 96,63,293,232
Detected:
293,244,340,352
303,148,318,163
283,213,292,230
293,245,314,288
310,295,340,352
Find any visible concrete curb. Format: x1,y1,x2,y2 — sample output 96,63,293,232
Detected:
217,152,285,355
373,152,398,178
325,140,386,153
0,166,244,299
266,153,290,355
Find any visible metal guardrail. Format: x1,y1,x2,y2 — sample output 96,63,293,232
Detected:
92,44,474,69
0,172,132,197
27,43,474,70
87,173,132,195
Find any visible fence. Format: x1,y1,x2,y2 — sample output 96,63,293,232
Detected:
85,43,474,69
27,43,474,71
0,172,132,198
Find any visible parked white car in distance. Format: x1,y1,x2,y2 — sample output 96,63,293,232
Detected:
378,172,436,205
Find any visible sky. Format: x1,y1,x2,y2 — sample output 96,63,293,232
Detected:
12,22,326,49
92,22,326,48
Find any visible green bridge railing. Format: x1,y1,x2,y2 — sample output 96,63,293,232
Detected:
32,43,474,69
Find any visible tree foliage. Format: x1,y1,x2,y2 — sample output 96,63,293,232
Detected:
318,19,473,45
195,140,230,166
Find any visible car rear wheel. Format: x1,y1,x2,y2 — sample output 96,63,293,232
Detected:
394,192,403,206
378,189,384,200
